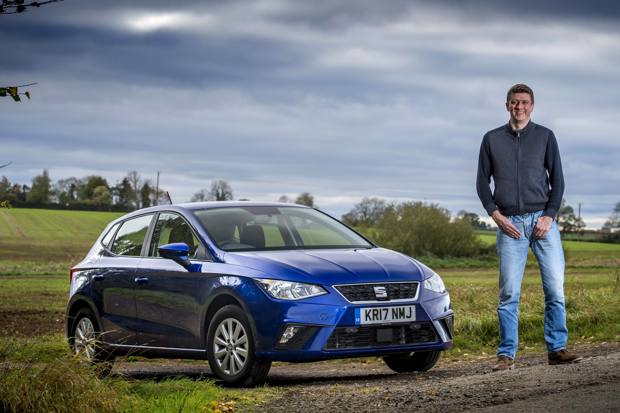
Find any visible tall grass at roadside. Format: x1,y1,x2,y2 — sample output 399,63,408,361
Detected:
0,338,130,413
0,336,278,413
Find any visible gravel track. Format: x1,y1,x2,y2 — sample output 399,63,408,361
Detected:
112,343,620,412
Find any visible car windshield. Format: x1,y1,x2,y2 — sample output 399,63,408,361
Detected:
193,206,373,251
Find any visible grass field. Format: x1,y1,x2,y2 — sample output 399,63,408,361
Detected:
0,208,124,275
0,208,618,412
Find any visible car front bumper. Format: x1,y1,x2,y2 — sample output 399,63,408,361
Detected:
248,288,453,362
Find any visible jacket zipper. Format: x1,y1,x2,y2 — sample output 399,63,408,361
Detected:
516,130,521,214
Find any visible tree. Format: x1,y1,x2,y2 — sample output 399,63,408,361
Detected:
53,177,79,205
557,199,585,234
140,181,152,208
295,192,314,207
601,202,620,243
602,202,620,232
91,185,112,206
278,195,292,203
0,175,11,208
27,169,51,204
77,175,109,203
210,180,233,201
191,180,234,202
456,210,490,231
191,189,210,202
374,202,485,258
342,197,388,227
127,170,141,209
114,178,134,208
0,176,11,197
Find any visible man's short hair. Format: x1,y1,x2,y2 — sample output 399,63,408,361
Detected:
506,83,534,103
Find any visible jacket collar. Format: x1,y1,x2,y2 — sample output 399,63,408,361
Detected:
505,120,535,137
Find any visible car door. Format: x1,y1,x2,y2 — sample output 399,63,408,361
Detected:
91,214,154,346
135,212,211,349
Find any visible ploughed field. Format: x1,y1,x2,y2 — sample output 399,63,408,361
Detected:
0,208,618,412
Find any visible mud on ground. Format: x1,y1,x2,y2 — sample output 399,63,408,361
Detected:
0,310,65,337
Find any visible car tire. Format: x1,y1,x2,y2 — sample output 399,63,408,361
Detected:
382,350,441,373
69,308,114,377
206,305,271,387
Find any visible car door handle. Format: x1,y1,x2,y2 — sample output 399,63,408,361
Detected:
134,277,149,285
93,275,105,281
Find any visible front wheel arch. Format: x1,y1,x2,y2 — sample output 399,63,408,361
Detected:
202,291,258,348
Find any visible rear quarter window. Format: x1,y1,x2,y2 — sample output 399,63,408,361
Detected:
110,215,153,256
100,223,120,248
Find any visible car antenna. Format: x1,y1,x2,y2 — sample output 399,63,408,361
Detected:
165,191,173,205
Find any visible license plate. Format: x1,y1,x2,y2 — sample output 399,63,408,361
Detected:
355,305,416,325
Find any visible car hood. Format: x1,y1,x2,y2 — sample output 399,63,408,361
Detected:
223,247,425,284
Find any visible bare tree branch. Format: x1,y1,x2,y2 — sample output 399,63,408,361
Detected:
1,0,64,14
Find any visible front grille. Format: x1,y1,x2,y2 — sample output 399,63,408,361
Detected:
335,282,419,302
325,322,437,350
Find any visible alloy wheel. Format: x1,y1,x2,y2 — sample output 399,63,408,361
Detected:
213,317,249,376
74,317,96,361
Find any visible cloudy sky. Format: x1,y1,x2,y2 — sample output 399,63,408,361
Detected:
1,0,618,228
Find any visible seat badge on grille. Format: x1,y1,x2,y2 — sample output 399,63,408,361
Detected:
373,286,388,299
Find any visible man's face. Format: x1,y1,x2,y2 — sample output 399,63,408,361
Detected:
506,92,534,125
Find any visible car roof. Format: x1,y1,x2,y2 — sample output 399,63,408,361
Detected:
177,201,311,210
114,201,312,223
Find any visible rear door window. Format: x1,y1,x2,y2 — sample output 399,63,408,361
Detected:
110,215,153,256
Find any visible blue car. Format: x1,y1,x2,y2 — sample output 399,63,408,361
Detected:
66,202,453,386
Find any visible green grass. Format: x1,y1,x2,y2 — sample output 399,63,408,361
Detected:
0,208,123,275
0,275,67,312
0,335,279,413
442,267,620,355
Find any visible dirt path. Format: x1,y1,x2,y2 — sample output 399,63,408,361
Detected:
113,343,620,412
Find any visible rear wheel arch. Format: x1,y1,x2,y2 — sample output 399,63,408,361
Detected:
66,298,101,339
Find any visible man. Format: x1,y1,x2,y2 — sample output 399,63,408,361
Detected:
476,83,582,371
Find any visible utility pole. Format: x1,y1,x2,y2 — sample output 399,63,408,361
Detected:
155,171,160,206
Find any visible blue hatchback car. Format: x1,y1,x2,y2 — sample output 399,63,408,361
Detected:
66,202,453,386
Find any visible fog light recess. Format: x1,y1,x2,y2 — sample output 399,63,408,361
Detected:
280,325,303,344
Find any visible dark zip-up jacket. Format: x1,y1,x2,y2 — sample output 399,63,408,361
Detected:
476,121,564,218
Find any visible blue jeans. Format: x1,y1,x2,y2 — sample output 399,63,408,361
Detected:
496,210,568,358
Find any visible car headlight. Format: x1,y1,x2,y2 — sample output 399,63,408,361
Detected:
256,279,328,300
423,272,446,293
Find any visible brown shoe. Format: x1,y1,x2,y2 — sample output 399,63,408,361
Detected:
492,355,515,371
548,349,583,365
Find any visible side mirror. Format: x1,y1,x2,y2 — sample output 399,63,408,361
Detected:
158,243,192,269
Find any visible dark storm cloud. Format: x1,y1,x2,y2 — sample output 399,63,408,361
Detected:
1,0,618,227
262,0,417,30
0,22,307,92
431,0,620,21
